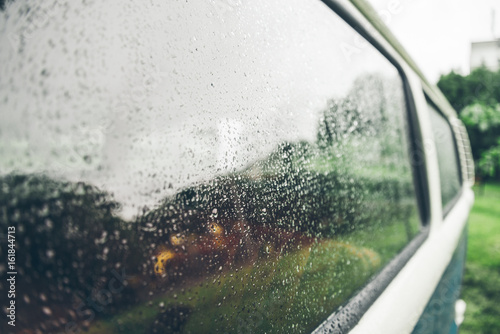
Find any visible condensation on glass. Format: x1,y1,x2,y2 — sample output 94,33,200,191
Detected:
0,0,420,333
427,102,462,211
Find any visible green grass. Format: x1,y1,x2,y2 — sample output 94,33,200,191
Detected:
460,182,500,334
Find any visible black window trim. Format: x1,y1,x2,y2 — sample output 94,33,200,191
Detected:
311,1,431,332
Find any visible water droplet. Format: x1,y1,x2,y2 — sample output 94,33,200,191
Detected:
46,250,55,259
42,307,52,316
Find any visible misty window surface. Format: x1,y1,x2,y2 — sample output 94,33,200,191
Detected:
427,103,462,210
0,0,420,333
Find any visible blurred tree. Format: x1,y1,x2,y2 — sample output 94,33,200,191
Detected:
438,67,500,180
478,139,500,178
437,71,469,112
460,103,500,161
438,67,500,112
0,174,141,329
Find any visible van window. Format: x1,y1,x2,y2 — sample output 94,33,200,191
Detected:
0,0,420,333
427,102,462,211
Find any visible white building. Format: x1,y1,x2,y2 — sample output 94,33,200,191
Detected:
470,39,500,71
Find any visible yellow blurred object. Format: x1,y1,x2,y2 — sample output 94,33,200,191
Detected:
154,249,175,276
208,222,224,236
170,234,186,246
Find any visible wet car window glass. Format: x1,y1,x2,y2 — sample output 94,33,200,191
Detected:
0,0,420,333
428,103,462,210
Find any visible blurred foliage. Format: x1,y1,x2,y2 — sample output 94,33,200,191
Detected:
437,67,500,180
137,133,415,241
438,67,500,112
0,174,143,331
460,103,500,132
477,139,500,178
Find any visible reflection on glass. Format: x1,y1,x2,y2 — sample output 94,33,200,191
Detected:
0,0,420,333
428,103,462,209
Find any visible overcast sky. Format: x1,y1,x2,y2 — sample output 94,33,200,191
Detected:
367,0,500,83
